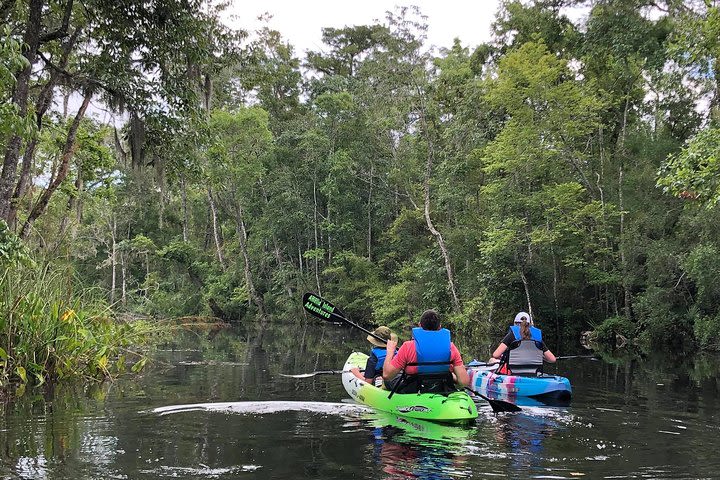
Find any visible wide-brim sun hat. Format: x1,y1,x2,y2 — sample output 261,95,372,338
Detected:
367,326,398,347
514,311,533,325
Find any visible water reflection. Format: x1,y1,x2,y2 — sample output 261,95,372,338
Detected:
491,409,568,475
1,322,720,479
360,412,474,479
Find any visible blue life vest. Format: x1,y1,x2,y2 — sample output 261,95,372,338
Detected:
371,346,388,371
412,327,451,374
510,325,542,342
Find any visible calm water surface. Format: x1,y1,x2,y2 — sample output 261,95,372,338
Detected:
1,320,719,479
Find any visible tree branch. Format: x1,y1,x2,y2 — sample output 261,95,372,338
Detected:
37,50,122,98
39,0,74,43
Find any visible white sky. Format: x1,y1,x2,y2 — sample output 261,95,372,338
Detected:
225,1,502,55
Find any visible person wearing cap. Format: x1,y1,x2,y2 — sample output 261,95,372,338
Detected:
382,309,470,393
351,326,398,386
488,311,556,375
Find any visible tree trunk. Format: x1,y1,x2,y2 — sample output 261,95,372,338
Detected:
552,246,560,350
57,158,83,242
207,186,225,268
418,105,460,313
181,175,188,242
262,181,293,298
0,0,43,221
121,251,127,306
367,162,373,261
158,187,165,230
519,267,533,318
110,216,117,304
21,91,92,239
235,202,266,317
10,29,80,228
144,252,150,297
9,138,39,230
312,178,321,296
617,97,633,321
711,55,720,127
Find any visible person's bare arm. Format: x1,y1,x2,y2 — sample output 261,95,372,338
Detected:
453,365,470,386
543,350,556,363
489,343,507,363
382,339,401,380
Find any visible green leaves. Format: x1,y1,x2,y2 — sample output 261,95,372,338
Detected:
658,127,720,207
15,366,26,384
0,220,31,266
0,255,158,390
0,25,33,142
206,107,272,192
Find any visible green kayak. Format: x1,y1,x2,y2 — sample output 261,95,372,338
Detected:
341,352,478,424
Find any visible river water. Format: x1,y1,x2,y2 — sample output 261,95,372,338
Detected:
1,320,719,479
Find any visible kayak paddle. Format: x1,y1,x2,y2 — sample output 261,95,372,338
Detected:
302,292,388,345
301,292,522,413
280,370,348,379
464,388,522,413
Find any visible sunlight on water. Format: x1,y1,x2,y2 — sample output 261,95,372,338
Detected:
139,464,262,477
151,400,370,416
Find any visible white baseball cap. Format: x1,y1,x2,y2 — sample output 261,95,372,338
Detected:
514,311,533,325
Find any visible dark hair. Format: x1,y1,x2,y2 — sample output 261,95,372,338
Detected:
520,317,531,340
420,309,441,330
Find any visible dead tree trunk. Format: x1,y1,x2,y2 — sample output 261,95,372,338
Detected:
235,202,266,317
207,186,225,269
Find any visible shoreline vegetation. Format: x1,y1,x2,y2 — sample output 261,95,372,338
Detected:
0,219,237,396
3,0,720,394
0,241,153,395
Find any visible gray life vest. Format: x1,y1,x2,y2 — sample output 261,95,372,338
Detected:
506,325,544,374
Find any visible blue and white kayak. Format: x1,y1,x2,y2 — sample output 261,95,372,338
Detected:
467,365,572,401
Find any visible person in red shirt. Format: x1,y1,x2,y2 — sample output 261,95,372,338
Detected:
381,309,469,393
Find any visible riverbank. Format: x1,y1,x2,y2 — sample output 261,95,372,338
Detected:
0,253,161,396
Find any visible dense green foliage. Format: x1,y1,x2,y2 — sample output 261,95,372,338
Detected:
0,220,152,389
3,0,720,368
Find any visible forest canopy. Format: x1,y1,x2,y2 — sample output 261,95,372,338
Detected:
3,0,720,360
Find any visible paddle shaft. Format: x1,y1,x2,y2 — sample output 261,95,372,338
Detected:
303,293,388,345
280,369,363,378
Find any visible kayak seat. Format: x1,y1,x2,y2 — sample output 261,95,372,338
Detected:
505,365,544,376
387,361,457,398
416,372,456,394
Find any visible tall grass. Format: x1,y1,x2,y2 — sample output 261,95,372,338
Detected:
0,224,155,391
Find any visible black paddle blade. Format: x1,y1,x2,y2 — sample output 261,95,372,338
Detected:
470,390,522,413
302,292,345,323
